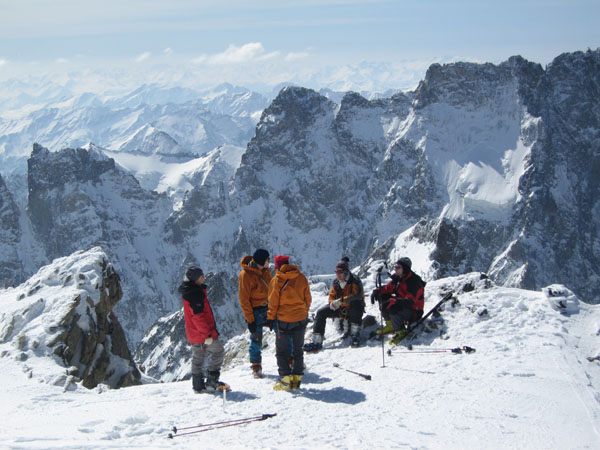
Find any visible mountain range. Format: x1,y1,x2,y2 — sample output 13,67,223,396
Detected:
0,49,599,364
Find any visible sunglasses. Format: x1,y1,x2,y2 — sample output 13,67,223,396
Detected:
335,270,345,274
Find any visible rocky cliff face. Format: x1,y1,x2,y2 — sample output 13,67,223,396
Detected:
0,174,23,286
0,247,140,389
26,144,178,344
490,50,600,295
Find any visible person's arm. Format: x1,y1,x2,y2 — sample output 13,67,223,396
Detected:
267,278,281,320
238,272,255,322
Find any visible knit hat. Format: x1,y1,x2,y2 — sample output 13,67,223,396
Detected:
252,248,270,266
335,259,350,273
395,257,412,272
185,265,204,282
274,255,290,269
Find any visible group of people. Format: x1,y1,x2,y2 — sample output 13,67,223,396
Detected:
178,249,426,393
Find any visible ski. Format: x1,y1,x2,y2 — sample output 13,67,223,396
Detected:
168,413,277,438
391,291,454,344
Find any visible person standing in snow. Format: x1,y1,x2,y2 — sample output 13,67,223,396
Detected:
179,265,229,393
238,248,272,378
267,255,311,391
303,258,365,351
372,257,425,344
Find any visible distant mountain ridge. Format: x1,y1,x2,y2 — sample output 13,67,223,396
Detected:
0,50,598,358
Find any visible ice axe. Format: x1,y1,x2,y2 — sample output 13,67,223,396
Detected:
333,362,372,380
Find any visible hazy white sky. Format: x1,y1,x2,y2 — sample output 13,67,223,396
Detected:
0,0,598,89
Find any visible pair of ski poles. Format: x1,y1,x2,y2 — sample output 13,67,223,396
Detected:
168,413,277,438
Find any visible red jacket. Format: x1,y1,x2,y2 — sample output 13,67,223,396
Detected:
380,271,425,310
180,281,219,344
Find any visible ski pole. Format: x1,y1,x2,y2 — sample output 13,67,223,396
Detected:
388,346,476,355
333,362,372,380
169,414,277,438
376,265,385,368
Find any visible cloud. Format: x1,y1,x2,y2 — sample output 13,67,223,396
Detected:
193,43,280,65
163,47,173,55
285,52,310,62
0,58,6,66
55,58,68,64
135,52,151,63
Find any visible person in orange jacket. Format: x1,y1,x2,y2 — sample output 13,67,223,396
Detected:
267,255,312,390
303,258,365,351
238,248,271,378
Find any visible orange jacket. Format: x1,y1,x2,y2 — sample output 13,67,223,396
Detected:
329,273,364,307
267,264,312,323
238,255,272,323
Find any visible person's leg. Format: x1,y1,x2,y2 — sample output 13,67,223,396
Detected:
291,321,307,388
249,306,267,364
275,323,292,377
191,343,207,392
388,299,414,331
205,339,225,373
291,322,306,375
274,322,294,390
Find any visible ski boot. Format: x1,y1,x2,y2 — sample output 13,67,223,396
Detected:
206,370,231,392
350,323,361,348
303,333,323,353
251,362,264,379
192,374,207,394
291,374,303,389
375,320,394,336
273,375,293,391
389,329,410,345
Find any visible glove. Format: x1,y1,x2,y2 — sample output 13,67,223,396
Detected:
265,319,274,331
384,297,397,310
191,303,203,314
330,298,342,310
247,321,257,333
371,288,380,305
204,337,213,345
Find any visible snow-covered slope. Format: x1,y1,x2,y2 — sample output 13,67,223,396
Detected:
1,266,599,448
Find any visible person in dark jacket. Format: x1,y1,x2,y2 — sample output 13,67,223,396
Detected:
303,259,365,351
372,257,425,344
179,265,228,393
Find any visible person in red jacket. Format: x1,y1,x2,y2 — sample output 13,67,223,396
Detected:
372,257,425,344
179,265,229,393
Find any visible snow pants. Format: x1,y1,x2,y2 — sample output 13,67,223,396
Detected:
249,305,268,363
191,339,225,375
249,305,291,363
382,298,420,331
313,299,363,336
275,319,307,376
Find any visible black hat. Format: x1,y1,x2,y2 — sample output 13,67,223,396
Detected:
252,248,270,266
395,257,412,272
185,266,204,282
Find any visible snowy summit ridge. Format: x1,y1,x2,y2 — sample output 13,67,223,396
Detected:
0,247,140,390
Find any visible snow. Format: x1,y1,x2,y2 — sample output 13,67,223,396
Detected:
1,263,600,449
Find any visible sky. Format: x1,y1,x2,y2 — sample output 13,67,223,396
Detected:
0,0,599,90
